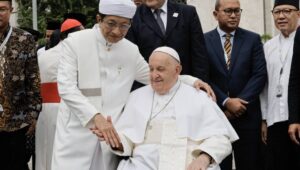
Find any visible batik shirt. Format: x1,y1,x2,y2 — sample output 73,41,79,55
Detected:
0,26,42,132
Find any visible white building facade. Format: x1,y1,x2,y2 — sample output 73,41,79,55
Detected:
187,0,278,37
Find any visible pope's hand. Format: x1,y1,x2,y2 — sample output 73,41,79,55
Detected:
187,152,211,170
94,114,121,148
193,79,216,101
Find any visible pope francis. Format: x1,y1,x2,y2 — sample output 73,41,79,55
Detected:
94,47,239,170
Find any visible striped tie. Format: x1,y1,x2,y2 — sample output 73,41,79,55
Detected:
224,33,232,69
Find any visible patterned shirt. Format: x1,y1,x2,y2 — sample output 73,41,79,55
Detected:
0,26,42,132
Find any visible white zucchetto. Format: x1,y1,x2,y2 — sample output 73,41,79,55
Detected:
99,0,137,19
152,46,181,63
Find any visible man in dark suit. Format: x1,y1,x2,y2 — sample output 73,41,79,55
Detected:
288,26,300,170
126,0,209,82
204,0,267,169
289,28,300,145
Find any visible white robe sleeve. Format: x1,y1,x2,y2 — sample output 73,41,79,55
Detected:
110,134,134,156
260,81,268,120
179,75,198,86
57,41,99,127
134,53,150,85
191,135,232,164
260,43,269,120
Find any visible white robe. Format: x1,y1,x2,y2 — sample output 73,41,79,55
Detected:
36,43,62,170
37,46,46,57
260,32,295,127
114,83,239,170
51,25,150,170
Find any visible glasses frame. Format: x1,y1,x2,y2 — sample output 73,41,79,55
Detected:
102,20,131,32
220,8,243,16
272,8,299,17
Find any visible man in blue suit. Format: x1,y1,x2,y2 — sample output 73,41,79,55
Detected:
126,0,209,82
204,0,267,169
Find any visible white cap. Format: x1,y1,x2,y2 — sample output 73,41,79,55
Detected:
152,46,181,63
99,0,137,19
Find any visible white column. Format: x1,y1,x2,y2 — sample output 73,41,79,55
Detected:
10,0,18,27
32,0,38,30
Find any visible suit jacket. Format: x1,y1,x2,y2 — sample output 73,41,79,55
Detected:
204,28,267,130
288,28,300,124
126,1,209,81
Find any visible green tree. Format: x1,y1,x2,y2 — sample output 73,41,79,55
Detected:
15,0,98,35
261,34,272,43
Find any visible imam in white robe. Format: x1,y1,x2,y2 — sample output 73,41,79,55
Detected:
51,24,150,170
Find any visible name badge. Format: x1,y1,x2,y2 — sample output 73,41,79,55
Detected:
276,84,283,98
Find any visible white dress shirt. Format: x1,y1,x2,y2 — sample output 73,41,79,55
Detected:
151,0,168,29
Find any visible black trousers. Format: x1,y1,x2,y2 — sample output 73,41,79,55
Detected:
265,121,300,170
0,127,30,170
220,129,263,170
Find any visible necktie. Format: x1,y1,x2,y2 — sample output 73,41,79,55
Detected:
224,33,232,69
154,9,165,35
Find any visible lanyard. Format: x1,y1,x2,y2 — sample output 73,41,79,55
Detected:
0,26,12,54
278,34,293,84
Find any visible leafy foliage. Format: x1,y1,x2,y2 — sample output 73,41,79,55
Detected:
261,34,272,43
15,0,98,34
15,0,186,37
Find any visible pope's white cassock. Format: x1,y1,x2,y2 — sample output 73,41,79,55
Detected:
36,43,62,170
51,25,196,170
113,81,239,170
